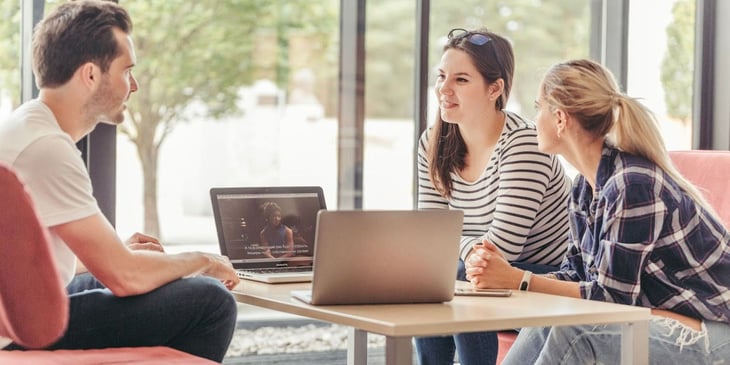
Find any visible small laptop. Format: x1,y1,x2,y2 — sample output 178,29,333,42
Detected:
210,186,326,283
292,209,463,305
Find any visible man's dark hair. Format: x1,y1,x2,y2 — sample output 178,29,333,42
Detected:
32,0,132,88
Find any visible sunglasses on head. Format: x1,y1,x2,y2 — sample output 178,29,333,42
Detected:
447,28,493,46
447,28,504,78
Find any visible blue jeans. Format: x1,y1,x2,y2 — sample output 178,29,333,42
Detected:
414,260,557,365
502,317,730,365
8,272,238,362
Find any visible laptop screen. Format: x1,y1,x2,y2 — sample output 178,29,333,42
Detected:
210,187,326,269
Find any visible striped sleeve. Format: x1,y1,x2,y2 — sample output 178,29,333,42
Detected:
417,129,449,210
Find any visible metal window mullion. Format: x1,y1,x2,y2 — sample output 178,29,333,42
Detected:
695,0,727,150
337,0,366,210
589,0,628,91
20,0,43,102
412,0,430,209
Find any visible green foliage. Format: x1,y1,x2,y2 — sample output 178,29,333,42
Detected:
0,0,20,107
661,0,694,123
122,0,271,144
364,0,590,119
0,0,594,129
0,0,590,233
117,0,337,235
119,0,337,144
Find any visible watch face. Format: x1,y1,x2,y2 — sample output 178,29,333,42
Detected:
520,271,532,291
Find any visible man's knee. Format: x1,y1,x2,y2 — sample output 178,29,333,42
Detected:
182,277,237,312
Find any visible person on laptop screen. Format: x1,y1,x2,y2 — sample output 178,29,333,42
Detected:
415,27,572,365
259,202,295,258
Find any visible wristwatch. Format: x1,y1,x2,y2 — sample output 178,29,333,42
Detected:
519,270,532,291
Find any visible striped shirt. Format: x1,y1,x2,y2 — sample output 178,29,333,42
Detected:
554,144,730,322
417,111,571,265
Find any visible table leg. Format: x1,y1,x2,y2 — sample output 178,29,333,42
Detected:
384,336,413,365
621,320,649,365
347,328,368,365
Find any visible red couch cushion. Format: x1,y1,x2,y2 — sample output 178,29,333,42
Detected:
0,346,217,364
0,164,68,348
497,331,517,364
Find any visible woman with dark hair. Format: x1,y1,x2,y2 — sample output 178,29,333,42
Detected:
260,202,295,258
467,59,730,364
415,28,572,365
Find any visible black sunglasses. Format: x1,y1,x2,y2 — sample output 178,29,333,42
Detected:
447,28,504,78
448,28,494,46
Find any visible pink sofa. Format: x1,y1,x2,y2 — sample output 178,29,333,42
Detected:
496,150,730,364
0,164,216,364
668,150,730,226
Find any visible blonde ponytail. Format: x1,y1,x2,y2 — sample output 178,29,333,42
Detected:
613,95,718,218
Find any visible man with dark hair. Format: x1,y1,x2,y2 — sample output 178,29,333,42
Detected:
0,1,239,361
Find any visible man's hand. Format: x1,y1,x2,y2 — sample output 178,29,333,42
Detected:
125,232,164,253
199,253,240,290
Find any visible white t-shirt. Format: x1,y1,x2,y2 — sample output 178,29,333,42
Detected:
0,99,100,286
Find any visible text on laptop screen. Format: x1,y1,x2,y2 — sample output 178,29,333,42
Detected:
215,192,321,265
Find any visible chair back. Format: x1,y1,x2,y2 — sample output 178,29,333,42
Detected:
0,164,68,348
669,150,730,227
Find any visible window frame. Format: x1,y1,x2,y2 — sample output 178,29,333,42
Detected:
19,0,724,221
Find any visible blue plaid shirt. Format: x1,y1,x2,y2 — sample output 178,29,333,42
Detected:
554,144,730,323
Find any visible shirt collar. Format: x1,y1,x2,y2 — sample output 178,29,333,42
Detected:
594,141,620,194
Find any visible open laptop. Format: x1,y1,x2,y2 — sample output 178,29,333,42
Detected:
292,209,463,305
210,186,326,283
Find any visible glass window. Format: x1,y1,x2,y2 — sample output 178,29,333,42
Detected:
627,0,695,150
429,1,591,118
115,0,593,243
0,0,20,119
428,0,591,179
116,1,340,246
363,0,417,209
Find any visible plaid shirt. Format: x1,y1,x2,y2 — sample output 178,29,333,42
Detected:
554,144,730,323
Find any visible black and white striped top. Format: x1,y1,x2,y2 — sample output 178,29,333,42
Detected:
417,111,571,265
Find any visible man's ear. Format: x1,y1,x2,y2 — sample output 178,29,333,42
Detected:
77,62,100,90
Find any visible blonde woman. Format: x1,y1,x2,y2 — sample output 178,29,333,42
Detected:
466,59,730,364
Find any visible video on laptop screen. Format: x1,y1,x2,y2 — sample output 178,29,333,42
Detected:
214,192,321,266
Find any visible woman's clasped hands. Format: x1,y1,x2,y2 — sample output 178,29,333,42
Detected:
465,240,523,289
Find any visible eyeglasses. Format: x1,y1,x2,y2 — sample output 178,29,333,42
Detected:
447,28,493,46
447,28,504,78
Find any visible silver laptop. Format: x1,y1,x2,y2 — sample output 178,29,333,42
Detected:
210,186,326,283
292,210,463,305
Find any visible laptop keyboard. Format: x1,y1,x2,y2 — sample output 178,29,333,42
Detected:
247,267,312,274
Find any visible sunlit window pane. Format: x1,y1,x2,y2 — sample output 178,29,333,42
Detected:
428,0,590,179
628,0,694,150
0,0,20,119
363,1,417,209
116,1,340,245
